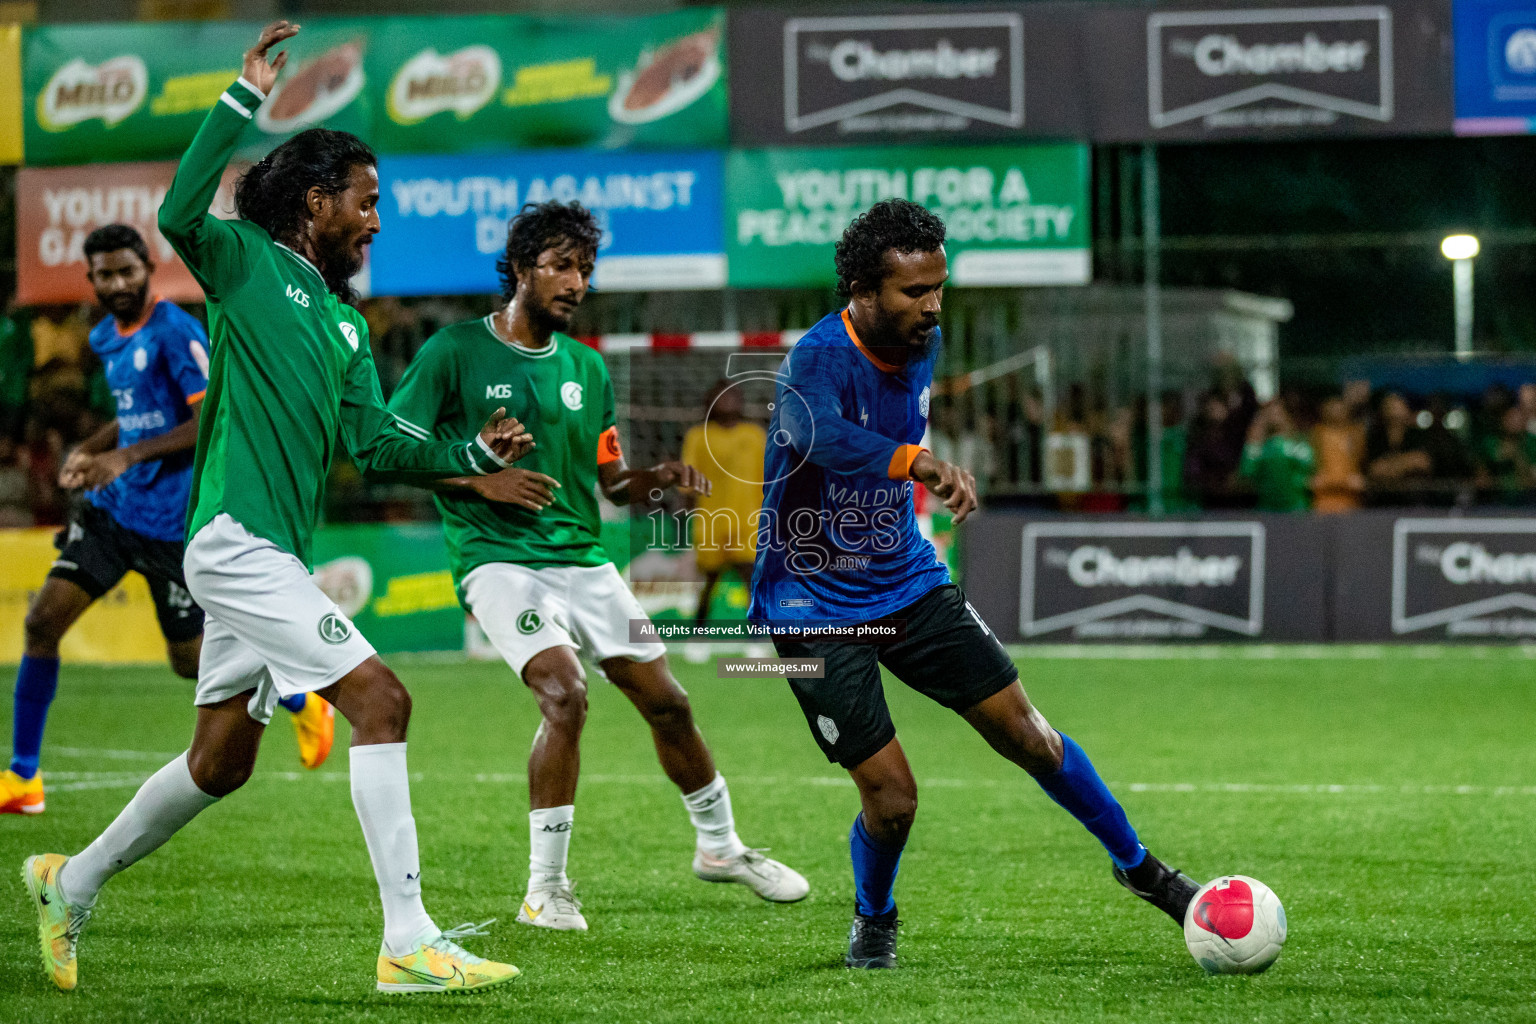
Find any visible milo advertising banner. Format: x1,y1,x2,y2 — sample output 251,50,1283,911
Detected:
726,144,1090,289
23,18,372,166
369,8,726,152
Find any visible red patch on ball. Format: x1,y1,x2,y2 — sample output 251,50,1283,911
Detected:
1194,878,1255,940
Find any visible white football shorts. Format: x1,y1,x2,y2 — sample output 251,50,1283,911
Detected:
185,513,376,724
461,561,666,677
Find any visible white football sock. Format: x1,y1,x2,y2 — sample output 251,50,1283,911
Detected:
682,773,748,859
58,752,217,907
350,743,436,956
528,805,574,892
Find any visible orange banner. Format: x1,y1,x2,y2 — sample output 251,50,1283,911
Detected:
15,160,242,305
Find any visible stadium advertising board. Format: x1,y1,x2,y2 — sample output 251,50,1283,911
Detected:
1,25,21,165
1452,0,1536,134
961,513,1331,643
370,9,726,153
372,151,725,295
22,19,372,166
726,144,1089,289
1086,0,1455,141
14,161,243,305
1019,521,1266,640
728,3,1088,145
310,524,464,653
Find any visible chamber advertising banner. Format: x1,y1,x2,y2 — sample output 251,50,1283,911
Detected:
372,151,726,296
1453,0,1536,134
961,513,1330,643
15,160,243,305
726,144,1089,289
728,3,1088,145
1086,0,1455,141
370,8,726,153
22,19,372,166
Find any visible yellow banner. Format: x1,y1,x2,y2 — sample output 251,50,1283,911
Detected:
0,529,165,664
0,25,20,165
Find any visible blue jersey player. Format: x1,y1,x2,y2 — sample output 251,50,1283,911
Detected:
1,225,331,818
751,200,1203,969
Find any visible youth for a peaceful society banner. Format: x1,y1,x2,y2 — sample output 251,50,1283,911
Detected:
15,160,244,305
370,8,726,153
22,18,372,166
726,144,1089,289
372,151,725,295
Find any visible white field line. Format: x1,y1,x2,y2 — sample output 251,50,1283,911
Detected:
43,768,1536,798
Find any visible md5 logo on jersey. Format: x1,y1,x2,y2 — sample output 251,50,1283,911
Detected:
286,284,310,308
783,12,1024,136
1394,519,1536,637
486,384,514,400
1021,522,1264,639
1149,7,1392,130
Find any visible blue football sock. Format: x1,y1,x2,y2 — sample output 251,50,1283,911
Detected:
1034,733,1146,870
10,655,60,780
276,692,307,714
849,813,905,917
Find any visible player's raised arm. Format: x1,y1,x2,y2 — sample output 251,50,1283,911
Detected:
340,335,532,482
158,21,297,299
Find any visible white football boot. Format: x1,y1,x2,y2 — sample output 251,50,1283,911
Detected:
693,848,810,902
516,884,588,931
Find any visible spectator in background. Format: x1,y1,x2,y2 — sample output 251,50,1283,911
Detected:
1475,405,1536,505
1183,390,1240,508
1365,392,1436,505
1238,398,1315,512
1,308,30,443
682,380,767,631
1518,383,1536,437
0,436,31,528
1309,394,1365,513
929,393,992,497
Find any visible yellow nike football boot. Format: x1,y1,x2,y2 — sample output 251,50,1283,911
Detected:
376,922,520,994
0,769,44,814
291,693,336,769
22,854,92,991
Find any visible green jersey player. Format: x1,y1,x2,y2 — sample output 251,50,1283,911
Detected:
22,22,529,995
389,201,808,931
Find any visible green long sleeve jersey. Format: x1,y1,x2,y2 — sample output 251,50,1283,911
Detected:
158,77,506,566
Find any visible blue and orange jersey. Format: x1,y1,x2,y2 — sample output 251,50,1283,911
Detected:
749,308,949,625
86,298,209,541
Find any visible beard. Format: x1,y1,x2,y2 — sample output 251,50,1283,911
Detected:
527,298,575,334
100,281,150,321
315,234,367,304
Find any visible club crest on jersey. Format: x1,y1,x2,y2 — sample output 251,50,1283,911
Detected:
318,612,352,645
339,322,360,351
517,610,543,634
918,385,930,417
133,347,148,371
561,381,584,411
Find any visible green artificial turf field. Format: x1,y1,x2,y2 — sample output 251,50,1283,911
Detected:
1,648,1534,1023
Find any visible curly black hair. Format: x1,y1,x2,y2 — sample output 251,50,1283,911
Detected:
834,198,946,297
83,224,151,266
498,201,603,301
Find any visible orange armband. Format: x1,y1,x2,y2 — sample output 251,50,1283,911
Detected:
597,426,623,465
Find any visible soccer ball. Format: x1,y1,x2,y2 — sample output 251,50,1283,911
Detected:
1183,875,1287,975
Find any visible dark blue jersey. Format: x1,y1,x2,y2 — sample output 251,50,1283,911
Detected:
86,299,209,542
749,309,949,625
